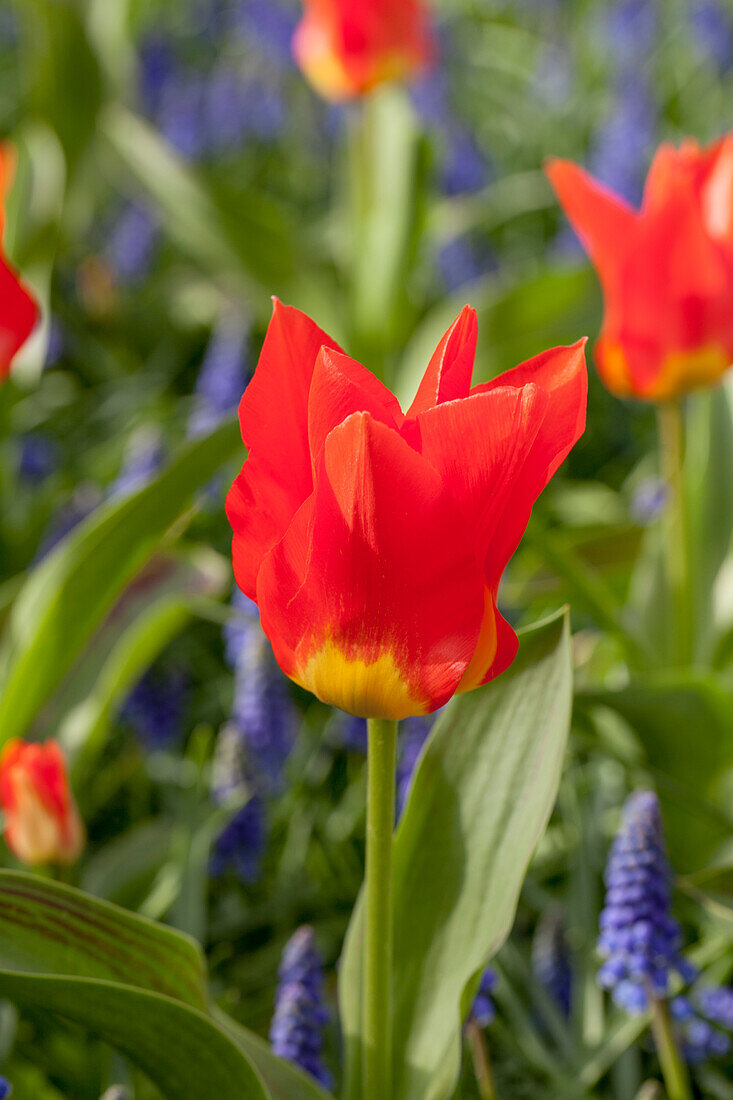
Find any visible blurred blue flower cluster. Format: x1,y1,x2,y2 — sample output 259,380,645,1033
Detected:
210,587,297,881
138,0,295,163
210,721,266,883
470,968,497,1028
597,791,695,1014
270,925,332,1087
532,909,573,1019
121,665,188,750
671,988,733,1064
188,316,250,438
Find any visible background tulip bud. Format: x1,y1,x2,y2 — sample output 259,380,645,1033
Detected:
0,740,84,866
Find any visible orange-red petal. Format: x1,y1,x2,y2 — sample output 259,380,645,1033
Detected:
407,304,478,417
226,299,342,597
256,412,485,717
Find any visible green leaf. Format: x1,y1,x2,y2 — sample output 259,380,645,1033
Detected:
0,420,239,747
0,974,269,1100
20,0,104,178
0,871,206,1009
216,1008,334,1100
0,871,271,1099
340,610,573,1100
576,675,733,869
100,105,297,296
57,547,228,779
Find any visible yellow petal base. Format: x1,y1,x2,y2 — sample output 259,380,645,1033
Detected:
599,340,730,400
294,640,427,719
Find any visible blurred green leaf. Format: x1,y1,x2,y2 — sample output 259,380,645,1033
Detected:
101,104,298,298
0,973,269,1099
82,818,174,907
577,675,733,869
687,382,733,660
57,546,228,779
18,0,104,177
395,265,597,409
0,420,240,747
340,610,573,1100
347,87,423,358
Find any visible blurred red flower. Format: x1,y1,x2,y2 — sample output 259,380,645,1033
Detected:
226,300,587,718
293,0,432,100
0,740,84,866
547,135,733,400
0,143,39,380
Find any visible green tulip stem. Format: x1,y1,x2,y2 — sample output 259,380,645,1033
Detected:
467,1020,499,1100
649,997,692,1100
363,716,398,1100
657,399,692,666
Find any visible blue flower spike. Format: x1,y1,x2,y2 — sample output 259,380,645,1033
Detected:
270,926,332,1087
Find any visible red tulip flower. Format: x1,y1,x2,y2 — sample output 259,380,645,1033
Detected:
293,0,432,100
0,143,39,380
226,301,587,719
0,739,84,866
546,135,733,401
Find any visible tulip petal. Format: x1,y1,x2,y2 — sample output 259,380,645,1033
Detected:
307,346,404,473
257,412,485,717
226,299,342,597
0,254,38,378
545,159,637,286
407,305,477,416
418,341,587,689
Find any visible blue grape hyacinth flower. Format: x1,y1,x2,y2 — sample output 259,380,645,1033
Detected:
671,993,732,1064
0,1078,11,1098
106,202,160,285
270,926,332,1088
532,909,573,1019
188,318,250,438
18,433,59,485
210,796,266,883
210,722,267,884
690,2,733,73
588,75,656,205
597,790,696,1014
225,589,297,789
470,968,498,1027
121,666,187,750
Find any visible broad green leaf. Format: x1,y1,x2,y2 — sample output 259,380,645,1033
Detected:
0,872,271,1098
577,676,733,869
0,974,268,1100
216,1008,334,1100
340,610,573,1100
0,419,239,747
0,871,207,1010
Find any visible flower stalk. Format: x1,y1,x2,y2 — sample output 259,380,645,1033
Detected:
649,996,692,1100
466,1020,498,1100
657,400,692,666
363,717,398,1100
